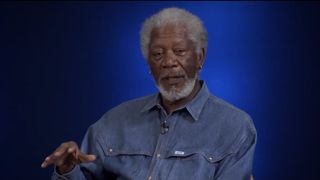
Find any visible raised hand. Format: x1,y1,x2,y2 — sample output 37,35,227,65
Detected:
41,141,96,174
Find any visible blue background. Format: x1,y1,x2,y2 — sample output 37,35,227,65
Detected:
1,2,320,179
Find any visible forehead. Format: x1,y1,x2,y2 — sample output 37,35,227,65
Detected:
150,24,191,47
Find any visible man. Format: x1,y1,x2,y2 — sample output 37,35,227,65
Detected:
41,7,257,180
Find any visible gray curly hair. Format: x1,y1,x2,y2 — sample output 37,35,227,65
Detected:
140,7,208,60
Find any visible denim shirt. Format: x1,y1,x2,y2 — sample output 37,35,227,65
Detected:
52,81,257,180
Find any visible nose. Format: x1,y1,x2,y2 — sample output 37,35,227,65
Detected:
161,51,178,68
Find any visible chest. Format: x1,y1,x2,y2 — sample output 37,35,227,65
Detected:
98,113,227,180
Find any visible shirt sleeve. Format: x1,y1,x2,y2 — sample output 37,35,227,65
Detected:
51,165,86,180
51,124,109,180
214,122,257,180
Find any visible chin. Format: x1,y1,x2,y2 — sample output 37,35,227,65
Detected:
157,75,198,102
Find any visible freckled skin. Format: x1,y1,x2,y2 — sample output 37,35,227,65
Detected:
148,24,205,114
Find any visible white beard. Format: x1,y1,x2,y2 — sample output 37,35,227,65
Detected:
157,73,198,102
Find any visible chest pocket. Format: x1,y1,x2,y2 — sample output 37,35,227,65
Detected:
101,145,153,179
161,149,224,180
99,137,228,180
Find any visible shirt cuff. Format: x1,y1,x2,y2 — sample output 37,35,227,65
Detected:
52,165,81,180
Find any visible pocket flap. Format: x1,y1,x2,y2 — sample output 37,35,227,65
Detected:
163,149,222,163
103,145,153,157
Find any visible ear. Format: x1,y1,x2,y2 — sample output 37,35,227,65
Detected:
147,64,153,75
197,47,205,69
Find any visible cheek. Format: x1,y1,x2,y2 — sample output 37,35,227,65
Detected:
149,65,160,80
185,70,197,79
182,62,199,78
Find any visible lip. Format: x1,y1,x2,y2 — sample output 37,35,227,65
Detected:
162,75,184,80
161,75,185,85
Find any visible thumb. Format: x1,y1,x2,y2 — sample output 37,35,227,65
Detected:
78,153,96,163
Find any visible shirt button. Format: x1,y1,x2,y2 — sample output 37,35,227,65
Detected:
209,157,213,161
156,153,161,158
148,176,152,180
109,148,113,153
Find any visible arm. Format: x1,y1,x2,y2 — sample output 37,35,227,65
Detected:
42,139,96,180
214,126,257,180
44,125,109,180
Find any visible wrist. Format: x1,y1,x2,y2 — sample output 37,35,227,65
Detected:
56,164,75,174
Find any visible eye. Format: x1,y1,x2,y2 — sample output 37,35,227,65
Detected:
174,49,187,56
151,51,163,60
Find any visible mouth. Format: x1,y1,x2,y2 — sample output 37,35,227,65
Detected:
161,75,185,85
162,75,185,80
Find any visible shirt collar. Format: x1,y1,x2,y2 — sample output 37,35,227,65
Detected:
140,93,161,113
185,81,210,121
141,80,211,121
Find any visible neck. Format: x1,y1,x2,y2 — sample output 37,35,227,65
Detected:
161,80,201,115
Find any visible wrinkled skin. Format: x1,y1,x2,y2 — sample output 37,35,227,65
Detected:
148,24,205,114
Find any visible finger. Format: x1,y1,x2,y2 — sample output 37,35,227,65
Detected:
55,141,78,154
56,150,75,166
54,142,75,156
41,156,51,168
53,141,80,160
54,143,78,166
56,146,80,166
67,144,80,155
42,150,64,167
41,142,76,168
78,153,96,163
52,147,70,164
66,141,79,149
41,145,66,168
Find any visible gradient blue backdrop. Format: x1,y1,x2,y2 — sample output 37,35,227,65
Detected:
1,2,320,180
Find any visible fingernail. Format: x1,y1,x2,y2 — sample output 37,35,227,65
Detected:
41,163,45,168
68,148,73,153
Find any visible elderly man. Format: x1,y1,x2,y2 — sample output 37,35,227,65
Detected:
41,7,257,180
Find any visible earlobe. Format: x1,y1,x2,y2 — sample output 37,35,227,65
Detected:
148,68,153,75
197,48,205,69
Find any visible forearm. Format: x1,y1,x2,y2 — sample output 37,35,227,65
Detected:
214,131,257,180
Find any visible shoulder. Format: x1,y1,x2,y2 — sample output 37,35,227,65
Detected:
199,94,257,154
209,95,254,125
203,94,256,141
107,94,156,116
91,94,156,130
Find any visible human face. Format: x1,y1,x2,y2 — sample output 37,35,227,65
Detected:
148,24,204,101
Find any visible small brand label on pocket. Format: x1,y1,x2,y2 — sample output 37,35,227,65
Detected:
174,150,185,155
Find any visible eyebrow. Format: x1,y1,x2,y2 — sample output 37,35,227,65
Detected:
150,40,188,49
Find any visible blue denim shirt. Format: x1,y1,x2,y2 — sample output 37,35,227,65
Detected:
52,81,257,180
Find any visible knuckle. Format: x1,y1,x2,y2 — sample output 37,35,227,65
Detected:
68,141,77,146
52,153,59,158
